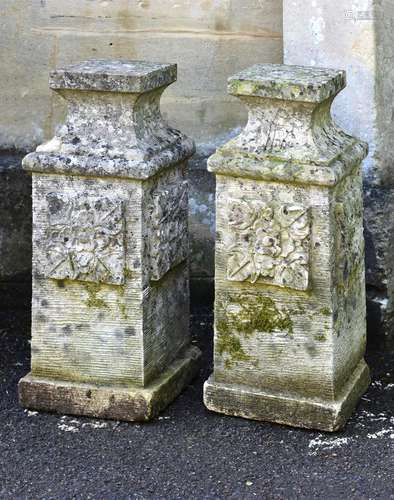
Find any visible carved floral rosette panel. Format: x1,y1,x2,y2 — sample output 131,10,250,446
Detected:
149,181,188,281
226,199,311,291
333,175,365,330
41,192,125,285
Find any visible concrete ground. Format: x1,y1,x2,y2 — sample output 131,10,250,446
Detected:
0,305,393,499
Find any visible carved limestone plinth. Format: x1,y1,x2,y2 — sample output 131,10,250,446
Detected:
19,60,201,421
203,64,370,432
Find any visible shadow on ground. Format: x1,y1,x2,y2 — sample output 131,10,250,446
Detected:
0,304,393,499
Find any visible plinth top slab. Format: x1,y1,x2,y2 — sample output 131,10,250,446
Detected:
228,64,346,103
50,60,177,93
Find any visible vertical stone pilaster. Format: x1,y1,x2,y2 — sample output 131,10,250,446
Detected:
18,60,201,421
203,64,370,432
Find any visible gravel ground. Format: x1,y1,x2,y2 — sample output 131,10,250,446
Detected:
0,305,393,499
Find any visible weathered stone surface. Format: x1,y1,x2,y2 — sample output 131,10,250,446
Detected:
19,60,201,421
203,64,370,432
148,180,188,282
23,60,195,181
226,199,311,289
42,193,125,285
49,60,177,93
19,345,201,422
228,64,346,102
204,361,370,432
283,0,394,342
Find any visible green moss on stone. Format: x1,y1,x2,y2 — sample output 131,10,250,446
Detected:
83,282,108,309
118,301,128,320
229,79,260,96
124,268,133,279
216,319,251,368
320,307,331,316
215,295,294,368
292,305,306,316
235,296,294,336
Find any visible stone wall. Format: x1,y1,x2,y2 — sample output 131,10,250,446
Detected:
0,152,32,311
0,0,283,300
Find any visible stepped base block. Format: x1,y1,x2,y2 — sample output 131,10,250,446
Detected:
204,360,370,432
19,346,201,422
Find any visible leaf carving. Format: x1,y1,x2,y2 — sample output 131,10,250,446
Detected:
227,199,310,290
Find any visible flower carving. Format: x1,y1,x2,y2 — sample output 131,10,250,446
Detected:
227,199,310,290
44,193,125,285
149,181,188,281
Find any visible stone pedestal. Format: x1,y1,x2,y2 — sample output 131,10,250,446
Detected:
19,60,201,421
203,64,370,432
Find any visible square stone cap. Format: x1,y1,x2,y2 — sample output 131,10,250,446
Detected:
49,59,177,93
228,64,346,103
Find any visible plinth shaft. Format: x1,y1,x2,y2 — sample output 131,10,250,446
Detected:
204,64,370,432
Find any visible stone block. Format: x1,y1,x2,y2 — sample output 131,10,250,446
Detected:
19,59,201,421
203,64,370,432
